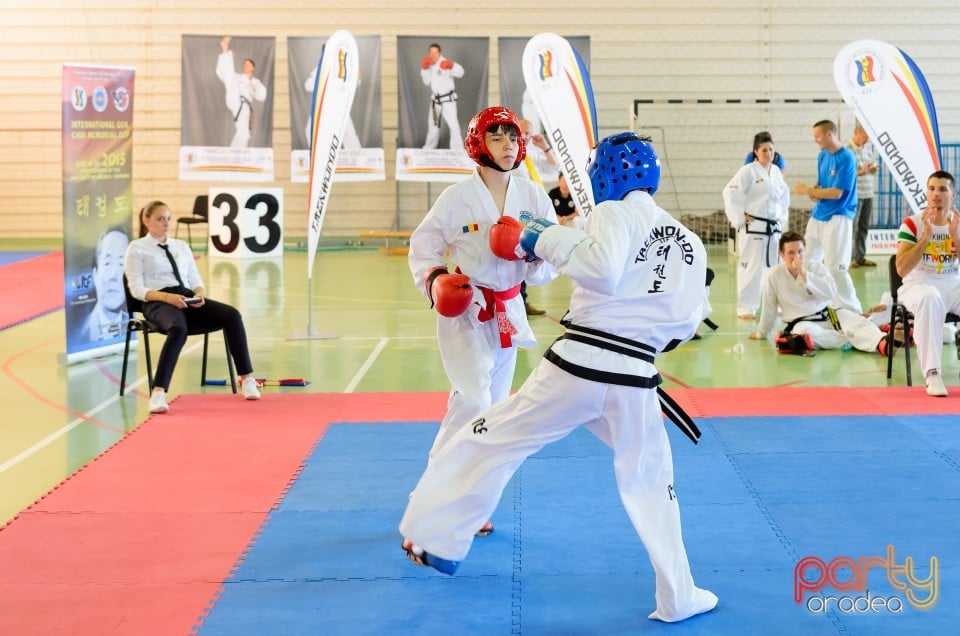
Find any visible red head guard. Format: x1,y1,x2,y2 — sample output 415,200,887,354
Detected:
463,106,526,171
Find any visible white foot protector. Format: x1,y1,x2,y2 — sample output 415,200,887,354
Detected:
648,588,718,623
926,371,948,397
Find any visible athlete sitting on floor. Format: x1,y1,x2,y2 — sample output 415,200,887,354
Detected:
749,231,889,356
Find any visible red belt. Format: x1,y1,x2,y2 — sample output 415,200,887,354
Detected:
476,284,522,348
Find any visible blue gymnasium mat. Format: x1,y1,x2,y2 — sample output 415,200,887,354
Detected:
196,416,960,635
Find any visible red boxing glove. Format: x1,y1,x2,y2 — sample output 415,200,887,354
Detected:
440,59,454,70
422,56,433,70
427,271,473,317
489,216,527,261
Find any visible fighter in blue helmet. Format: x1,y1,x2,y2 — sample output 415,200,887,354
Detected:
400,132,718,624
589,130,662,196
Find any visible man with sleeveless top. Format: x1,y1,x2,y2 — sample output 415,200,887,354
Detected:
895,171,960,396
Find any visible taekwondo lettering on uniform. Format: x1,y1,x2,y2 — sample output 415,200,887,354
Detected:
636,226,696,266
471,417,487,435
310,134,340,233
635,226,696,293
550,129,592,216
794,545,938,615
875,131,927,209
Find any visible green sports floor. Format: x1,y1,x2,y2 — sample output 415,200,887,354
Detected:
0,242,938,527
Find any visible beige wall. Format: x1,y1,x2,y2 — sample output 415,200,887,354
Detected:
2,0,960,239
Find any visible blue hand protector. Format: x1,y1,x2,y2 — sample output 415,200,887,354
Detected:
519,218,556,259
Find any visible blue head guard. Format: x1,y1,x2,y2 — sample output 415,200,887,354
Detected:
587,132,661,202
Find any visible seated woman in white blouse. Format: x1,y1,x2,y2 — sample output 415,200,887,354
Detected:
124,200,261,413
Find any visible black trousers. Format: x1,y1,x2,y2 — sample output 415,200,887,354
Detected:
142,296,253,391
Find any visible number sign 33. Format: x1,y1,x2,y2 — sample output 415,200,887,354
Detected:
208,188,284,258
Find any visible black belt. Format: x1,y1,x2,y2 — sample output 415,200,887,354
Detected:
544,349,662,388
744,216,781,267
559,319,682,355
545,321,701,443
744,216,780,237
657,387,702,445
431,90,457,104
782,307,841,335
557,323,657,363
234,96,253,130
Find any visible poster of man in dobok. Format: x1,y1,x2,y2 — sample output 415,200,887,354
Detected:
395,36,489,182
179,34,276,181
288,35,385,183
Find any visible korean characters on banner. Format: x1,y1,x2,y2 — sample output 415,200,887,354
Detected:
179,35,276,181
498,36,591,189
289,35,385,183
61,64,136,363
395,36,489,182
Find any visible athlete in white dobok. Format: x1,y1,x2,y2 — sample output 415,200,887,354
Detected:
401,132,718,624
749,231,888,355
723,131,790,319
407,106,557,536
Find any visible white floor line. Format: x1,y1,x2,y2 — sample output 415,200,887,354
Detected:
344,337,389,393
0,340,203,475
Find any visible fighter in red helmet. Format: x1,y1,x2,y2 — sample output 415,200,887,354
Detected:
406,106,558,537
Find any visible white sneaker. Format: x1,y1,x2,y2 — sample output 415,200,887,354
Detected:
926,371,948,397
241,376,261,400
148,390,169,414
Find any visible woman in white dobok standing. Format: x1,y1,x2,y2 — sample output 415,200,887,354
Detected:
723,131,791,319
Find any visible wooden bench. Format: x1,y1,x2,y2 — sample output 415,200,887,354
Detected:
359,230,412,255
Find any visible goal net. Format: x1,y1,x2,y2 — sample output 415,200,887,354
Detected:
630,98,852,243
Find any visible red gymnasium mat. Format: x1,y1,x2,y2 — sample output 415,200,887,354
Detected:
668,385,960,417
0,391,445,636
0,387,953,635
0,252,64,330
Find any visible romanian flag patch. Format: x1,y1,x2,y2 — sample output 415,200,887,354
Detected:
462,223,480,233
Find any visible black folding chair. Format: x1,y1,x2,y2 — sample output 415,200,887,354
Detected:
119,275,236,396
174,195,209,251
885,254,960,385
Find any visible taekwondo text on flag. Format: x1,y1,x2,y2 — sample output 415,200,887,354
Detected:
306,29,359,279
834,40,941,216
523,33,598,218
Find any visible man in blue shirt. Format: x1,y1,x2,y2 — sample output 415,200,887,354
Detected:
793,119,862,312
